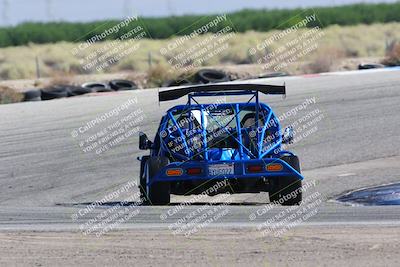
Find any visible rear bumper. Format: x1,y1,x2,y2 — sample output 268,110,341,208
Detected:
151,158,303,184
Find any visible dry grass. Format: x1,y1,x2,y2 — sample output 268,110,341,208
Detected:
42,74,79,88
382,42,400,66
0,85,24,104
145,64,179,88
0,23,399,81
305,47,346,73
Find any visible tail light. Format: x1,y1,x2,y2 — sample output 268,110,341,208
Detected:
166,168,183,176
266,163,283,171
187,167,202,175
247,165,263,173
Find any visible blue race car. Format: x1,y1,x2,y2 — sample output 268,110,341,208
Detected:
138,83,303,205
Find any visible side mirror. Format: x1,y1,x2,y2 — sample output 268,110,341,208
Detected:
139,132,152,150
282,126,294,144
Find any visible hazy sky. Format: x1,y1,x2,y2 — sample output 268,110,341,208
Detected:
0,0,398,26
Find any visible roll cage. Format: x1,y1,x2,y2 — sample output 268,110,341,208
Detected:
154,84,286,161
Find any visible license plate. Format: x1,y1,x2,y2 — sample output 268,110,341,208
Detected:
208,164,234,176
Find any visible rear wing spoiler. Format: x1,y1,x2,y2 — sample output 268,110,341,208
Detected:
158,83,286,102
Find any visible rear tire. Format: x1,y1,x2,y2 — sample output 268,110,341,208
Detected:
270,155,302,205
142,157,170,205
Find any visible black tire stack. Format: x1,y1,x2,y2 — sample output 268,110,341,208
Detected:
109,79,138,91
40,86,69,100
23,79,138,102
81,82,111,92
194,69,230,84
358,63,385,70
23,90,42,101
163,69,230,87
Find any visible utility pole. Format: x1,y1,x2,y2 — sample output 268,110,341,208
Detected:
35,56,41,79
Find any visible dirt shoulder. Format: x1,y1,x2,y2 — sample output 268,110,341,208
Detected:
0,226,398,266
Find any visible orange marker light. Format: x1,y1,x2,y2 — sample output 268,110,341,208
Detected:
166,168,183,176
266,163,283,172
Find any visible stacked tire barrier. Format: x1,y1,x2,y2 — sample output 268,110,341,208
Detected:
23,79,138,102
358,63,385,70
163,69,230,87
23,69,230,101
194,69,230,84
23,90,42,101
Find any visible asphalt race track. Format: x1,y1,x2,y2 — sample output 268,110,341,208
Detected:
0,69,400,230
